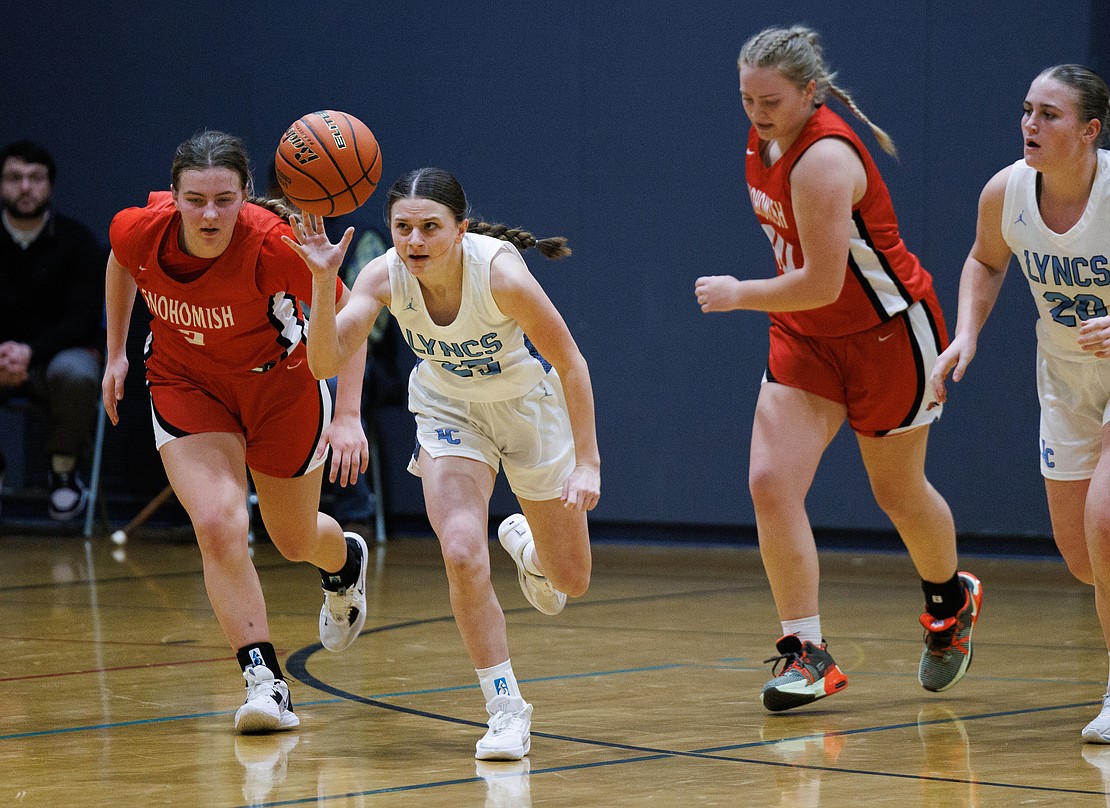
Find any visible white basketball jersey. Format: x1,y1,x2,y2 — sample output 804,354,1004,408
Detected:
388,232,549,402
1001,150,1110,362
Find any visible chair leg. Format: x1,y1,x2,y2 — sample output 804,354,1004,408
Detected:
83,403,107,538
368,429,386,544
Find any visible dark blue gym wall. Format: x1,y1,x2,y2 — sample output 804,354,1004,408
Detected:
2,2,1097,541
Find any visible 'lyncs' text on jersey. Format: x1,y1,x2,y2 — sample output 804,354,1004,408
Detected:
1022,251,1110,287
404,328,503,358
141,289,235,330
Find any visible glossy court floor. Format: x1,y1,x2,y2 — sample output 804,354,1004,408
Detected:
4,526,1110,807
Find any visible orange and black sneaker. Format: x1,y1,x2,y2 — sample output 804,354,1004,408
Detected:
760,634,848,712
919,571,983,692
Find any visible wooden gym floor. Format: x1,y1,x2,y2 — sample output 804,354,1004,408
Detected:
2,528,1109,807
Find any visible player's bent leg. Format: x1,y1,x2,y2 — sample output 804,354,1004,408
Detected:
498,513,568,615
516,497,591,598
253,469,370,652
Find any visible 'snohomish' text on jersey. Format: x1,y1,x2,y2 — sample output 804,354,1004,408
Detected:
109,192,341,377
745,104,936,337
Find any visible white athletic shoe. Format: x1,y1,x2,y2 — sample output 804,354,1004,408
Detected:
475,695,533,761
497,514,566,615
319,532,369,651
1083,694,1110,743
234,665,300,734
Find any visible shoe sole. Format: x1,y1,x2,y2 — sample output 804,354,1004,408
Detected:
761,667,849,712
320,532,370,652
475,735,531,761
235,706,301,734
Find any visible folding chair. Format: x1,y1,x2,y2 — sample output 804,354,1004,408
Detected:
82,402,108,537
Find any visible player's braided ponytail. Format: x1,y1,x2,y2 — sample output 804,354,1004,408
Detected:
738,25,898,158
249,196,300,221
467,221,571,260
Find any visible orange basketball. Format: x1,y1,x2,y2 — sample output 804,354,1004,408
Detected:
275,110,382,217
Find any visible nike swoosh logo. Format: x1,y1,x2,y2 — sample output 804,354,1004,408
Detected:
878,334,894,342
746,149,756,155
286,360,303,369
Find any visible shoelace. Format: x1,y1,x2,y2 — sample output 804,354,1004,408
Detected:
245,676,287,705
488,709,529,738
763,649,804,677
925,624,968,656
325,587,355,622
921,614,967,655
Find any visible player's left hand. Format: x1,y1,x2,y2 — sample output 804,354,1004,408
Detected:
319,412,369,486
1078,316,1110,358
562,464,600,511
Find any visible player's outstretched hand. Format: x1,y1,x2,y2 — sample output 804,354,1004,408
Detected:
283,213,354,280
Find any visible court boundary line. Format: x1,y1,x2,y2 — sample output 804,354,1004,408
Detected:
279,622,1108,803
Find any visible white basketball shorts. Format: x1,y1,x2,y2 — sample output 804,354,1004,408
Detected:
406,368,576,501
1036,345,1110,480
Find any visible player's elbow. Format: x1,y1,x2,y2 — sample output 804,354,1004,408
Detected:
797,266,844,309
308,355,339,380
809,283,842,308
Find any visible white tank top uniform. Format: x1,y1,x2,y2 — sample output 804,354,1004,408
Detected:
389,232,576,499
1001,149,1110,479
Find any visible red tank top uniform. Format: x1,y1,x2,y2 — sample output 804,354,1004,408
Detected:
745,106,948,435
109,192,342,476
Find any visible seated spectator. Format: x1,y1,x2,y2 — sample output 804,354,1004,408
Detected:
0,140,105,520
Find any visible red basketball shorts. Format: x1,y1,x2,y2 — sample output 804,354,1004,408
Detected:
765,294,949,437
147,352,331,478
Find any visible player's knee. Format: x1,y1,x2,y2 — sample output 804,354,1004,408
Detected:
541,552,591,596
1066,556,1095,585
748,463,793,509
439,532,491,588
1089,502,1110,540
558,569,590,598
193,510,250,561
270,537,311,564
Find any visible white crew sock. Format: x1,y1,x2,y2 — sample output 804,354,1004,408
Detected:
477,659,522,705
781,616,822,646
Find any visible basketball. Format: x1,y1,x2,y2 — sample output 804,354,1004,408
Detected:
275,110,382,217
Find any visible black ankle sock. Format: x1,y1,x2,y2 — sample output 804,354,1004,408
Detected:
320,534,362,591
236,642,283,678
921,573,964,620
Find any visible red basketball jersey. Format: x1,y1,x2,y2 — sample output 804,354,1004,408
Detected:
745,105,935,337
109,192,339,378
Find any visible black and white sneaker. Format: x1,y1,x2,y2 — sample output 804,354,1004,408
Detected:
234,665,300,733
48,470,87,521
319,532,368,651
